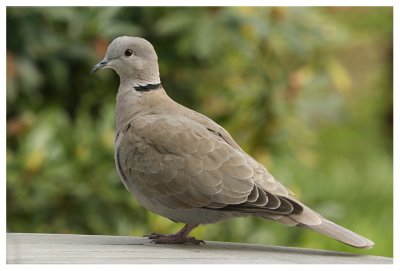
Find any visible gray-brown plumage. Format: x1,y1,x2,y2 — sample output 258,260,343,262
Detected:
92,36,374,248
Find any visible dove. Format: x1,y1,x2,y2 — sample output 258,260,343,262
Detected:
91,36,374,248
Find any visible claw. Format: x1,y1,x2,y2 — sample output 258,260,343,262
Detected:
143,224,204,245
144,233,164,239
186,237,206,245
151,236,205,245
144,232,205,245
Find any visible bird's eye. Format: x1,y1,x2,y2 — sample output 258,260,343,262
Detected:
124,49,133,57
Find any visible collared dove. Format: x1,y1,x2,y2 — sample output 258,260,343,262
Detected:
92,36,374,248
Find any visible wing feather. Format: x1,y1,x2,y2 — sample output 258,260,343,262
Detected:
117,114,297,216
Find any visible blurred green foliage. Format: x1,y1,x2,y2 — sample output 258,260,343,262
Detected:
6,7,392,257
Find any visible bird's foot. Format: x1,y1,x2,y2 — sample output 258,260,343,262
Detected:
143,232,165,239
144,232,205,245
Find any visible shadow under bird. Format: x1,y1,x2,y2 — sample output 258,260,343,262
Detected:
92,36,374,248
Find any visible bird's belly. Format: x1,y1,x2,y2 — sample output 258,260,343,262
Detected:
114,126,247,225
125,188,241,225
114,146,238,224
115,162,240,224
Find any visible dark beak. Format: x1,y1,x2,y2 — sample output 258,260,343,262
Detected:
91,58,109,73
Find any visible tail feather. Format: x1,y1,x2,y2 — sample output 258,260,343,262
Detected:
274,201,374,249
301,218,375,249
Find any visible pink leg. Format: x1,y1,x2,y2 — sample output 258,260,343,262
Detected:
144,223,205,245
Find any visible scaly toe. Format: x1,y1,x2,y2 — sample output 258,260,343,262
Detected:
144,233,165,239
187,237,206,245
151,235,205,245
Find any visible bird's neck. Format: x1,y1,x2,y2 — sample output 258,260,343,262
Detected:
118,63,161,87
132,82,163,92
115,80,172,132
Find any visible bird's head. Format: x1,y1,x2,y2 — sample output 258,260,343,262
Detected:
92,36,160,86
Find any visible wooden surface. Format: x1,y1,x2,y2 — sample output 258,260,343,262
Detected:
7,233,391,264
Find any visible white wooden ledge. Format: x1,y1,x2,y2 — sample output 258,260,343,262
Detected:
7,233,391,264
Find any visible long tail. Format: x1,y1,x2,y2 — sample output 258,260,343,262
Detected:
300,218,374,248
276,202,374,249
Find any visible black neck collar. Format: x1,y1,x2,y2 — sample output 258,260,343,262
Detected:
133,83,162,92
